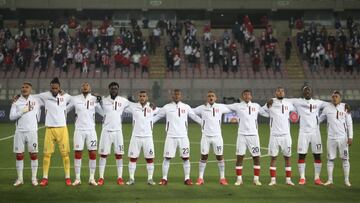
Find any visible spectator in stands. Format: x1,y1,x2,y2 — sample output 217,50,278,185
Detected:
33,50,40,69
4,53,12,71
39,52,47,72
222,53,229,74
285,37,292,60
345,53,354,75
165,46,173,71
140,53,150,77
74,50,83,71
114,51,123,69
106,24,115,45
274,54,282,77
230,51,239,73
0,51,3,69
252,49,261,74
173,54,181,72
101,53,110,74
132,51,141,71
16,53,25,72
264,50,273,73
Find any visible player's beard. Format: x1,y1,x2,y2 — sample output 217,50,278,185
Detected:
276,96,284,100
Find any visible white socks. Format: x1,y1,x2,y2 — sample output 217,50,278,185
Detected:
99,157,107,179
298,163,305,179
183,159,191,180
128,161,136,180
146,162,154,180
89,159,96,180
74,159,82,180
314,162,322,180
198,160,206,179
16,160,24,181
327,160,334,182
342,159,350,182
116,159,123,178
162,159,170,180
218,160,225,179
31,159,38,181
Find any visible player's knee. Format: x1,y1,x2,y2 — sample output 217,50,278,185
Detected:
313,153,321,161
89,151,96,160
43,153,52,159
201,154,208,161
271,156,277,161
16,153,24,161
130,158,137,162
30,153,38,160
60,151,69,158
216,155,223,161
182,157,189,161
253,156,260,162
74,151,82,159
146,158,154,163
298,153,306,160
100,154,107,158
115,154,122,160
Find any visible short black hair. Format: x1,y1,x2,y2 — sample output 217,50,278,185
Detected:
108,82,119,89
173,89,181,93
333,90,342,97
23,82,32,87
242,89,252,96
50,77,60,86
139,90,147,94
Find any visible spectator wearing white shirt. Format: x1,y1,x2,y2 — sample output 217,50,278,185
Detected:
106,25,115,44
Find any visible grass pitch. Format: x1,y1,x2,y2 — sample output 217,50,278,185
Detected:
0,123,359,203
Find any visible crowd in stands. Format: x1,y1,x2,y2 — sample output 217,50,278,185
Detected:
163,15,284,78
0,16,159,77
296,16,360,75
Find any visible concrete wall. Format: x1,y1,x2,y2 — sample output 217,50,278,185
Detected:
1,78,360,105
2,0,360,10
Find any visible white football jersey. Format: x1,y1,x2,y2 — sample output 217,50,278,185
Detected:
100,95,129,131
262,98,295,136
67,93,102,131
319,103,353,139
289,98,327,134
153,101,201,138
125,102,159,137
9,95,41,132
193,103,231,137
227,101,269,136
36,92,71,127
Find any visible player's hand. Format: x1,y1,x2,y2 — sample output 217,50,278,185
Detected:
150,102,156,110
59,89,65,96
345,103,351,113
348,138,353,146
21,107,30,113
266,99,273,108
11,94,20,103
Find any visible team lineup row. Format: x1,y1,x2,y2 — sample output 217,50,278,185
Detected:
10,77,353,187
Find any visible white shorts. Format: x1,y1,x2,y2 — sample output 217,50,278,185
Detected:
297,131,322,154
13,131,38,153
236,135,261,157
327,137,349,160
163,137,190,158
201,135,223,156
74,129,98,151
98,130,124,155
268,134,292,157
128,136,155,159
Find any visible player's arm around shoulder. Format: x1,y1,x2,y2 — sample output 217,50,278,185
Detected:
187,104,202,125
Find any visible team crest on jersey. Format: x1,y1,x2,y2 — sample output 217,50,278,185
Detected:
181,109,185,113
251,107,256,111
147,108,151,113
59,97,64,102
214,108,220,113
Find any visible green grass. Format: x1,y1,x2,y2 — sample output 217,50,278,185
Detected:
0,123,359,203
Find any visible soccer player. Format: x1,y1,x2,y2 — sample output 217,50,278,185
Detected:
66,82,102,186
227,89,269,186
319,91,353,187
153,89,202,185
263,87,295,186
36,77,72,186
193,90,231,185
288,86,327,185
10,82,41,186
97,82,130,186
125,90,158,185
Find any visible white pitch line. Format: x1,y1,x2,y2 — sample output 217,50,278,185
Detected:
0,126,46,141
0,154,270,170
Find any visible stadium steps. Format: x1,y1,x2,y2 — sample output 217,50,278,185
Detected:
281,38,305,79
149,39,166,79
